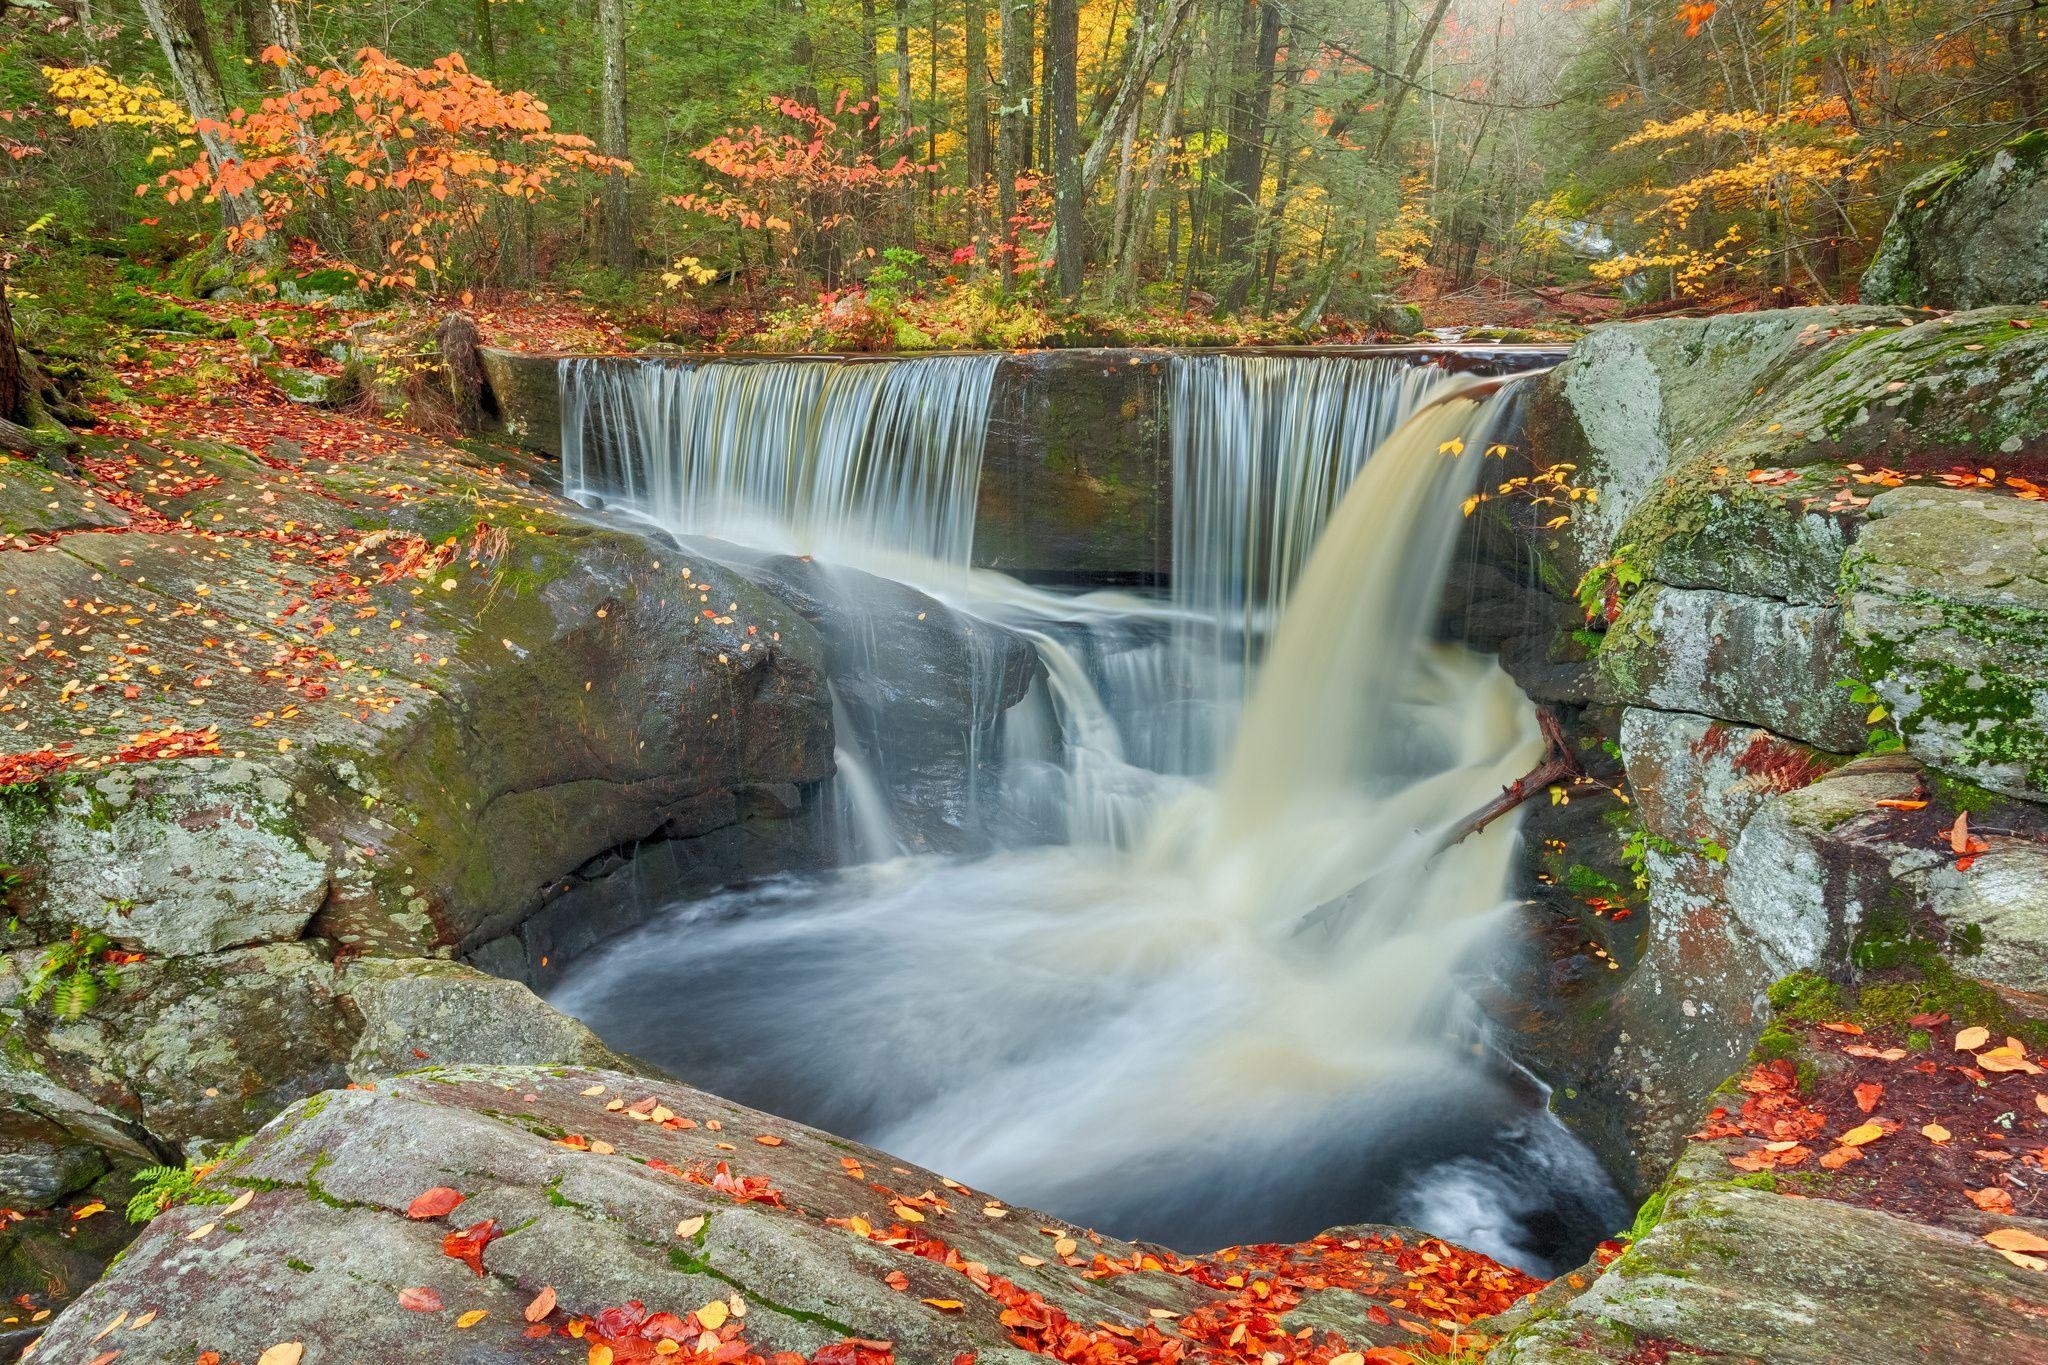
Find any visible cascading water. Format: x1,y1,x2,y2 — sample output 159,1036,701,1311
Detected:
548,351,1625,1272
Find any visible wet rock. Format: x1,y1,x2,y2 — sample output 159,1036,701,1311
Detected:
0,1109,106,1209
1845,485,2048,801
1863,130,2048,310
1596,587,1868,752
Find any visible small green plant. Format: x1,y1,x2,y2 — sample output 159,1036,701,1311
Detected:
1836,677,1906,754
23,927,122,1021
125,1138,247,1223
1574,548,1645,626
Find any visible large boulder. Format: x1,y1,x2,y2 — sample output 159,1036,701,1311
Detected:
25,1065,1540,1363
1863,130,2048,310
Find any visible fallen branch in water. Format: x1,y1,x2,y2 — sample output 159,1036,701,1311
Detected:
1441,707,1580,848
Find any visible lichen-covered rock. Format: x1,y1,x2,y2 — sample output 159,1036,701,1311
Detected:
1863,130,2048,310
1845,484,2048,800
25,1065,1505,1364
1,760,332,957
1596,587,1868,751
1521,307,1911,583
477,346,566,454
1492,1173,2048,1364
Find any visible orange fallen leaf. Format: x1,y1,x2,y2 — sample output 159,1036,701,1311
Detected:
1956,1026,1992,1052
524,1287,557,1323
1819,1021,1864,1036
1874,799,1927,810
922,1299,965,1312
1854,1082,1883,1113
1922,1124,1952,1144
884,1270,910,1291
755,1135,784,1147
1986,1228,2048,1254
1970,1187,2017,1214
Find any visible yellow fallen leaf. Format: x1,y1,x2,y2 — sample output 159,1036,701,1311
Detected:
1017,1254,1046,1267
2036,1094,2048,1116
186,1221,217,1241
1986,1228,2048,1254
257,1345,305,1365
676,1215,706,1239
71,1202,106,1220
456,1310,488,1328
1998,1249,2048,1272
590,1140,616,1156
891,1204,925,1223
1331,1355,1367,1365
1922,1124,1952,1144
922,1299,964,1312
697,1300,729,1330
130,1311,157,1330
1956,1026,1992,1051
580,1084,608,1096
1054,1236,1078,1256
1839,1123,1886,1147
223,1189,254,1216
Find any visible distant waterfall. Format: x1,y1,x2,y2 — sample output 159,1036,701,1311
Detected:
559,355,998,565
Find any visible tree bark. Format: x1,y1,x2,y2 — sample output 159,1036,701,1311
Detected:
1439,708,1580,850
859,0,883,160
138,0,270,249
1079,0,1193,194
1369,0,1453,159
473,0,499,78
997,0,1035,285
1118,31,1189,300
963,0,990,241
598,0,633,273
0,270,25,427
1047,0,1083,298
1216,0,1281,313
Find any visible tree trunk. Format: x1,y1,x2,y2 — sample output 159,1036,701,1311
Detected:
1119,31,1189,300
997,0,1035,286
1079,0,1193,194
963,0,989,242
1368,0,1453,159
0,270,25,427
138,0,270,249
598,0,633,273
1216,0,1280,313
473,0,499,78
860,0,883,160
1047,0,1083,298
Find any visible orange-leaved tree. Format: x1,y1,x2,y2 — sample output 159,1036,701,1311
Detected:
672,93,928,289
149,47,631,290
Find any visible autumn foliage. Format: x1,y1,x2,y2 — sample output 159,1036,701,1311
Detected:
148,47,631,289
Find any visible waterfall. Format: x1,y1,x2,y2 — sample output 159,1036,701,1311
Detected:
549,353,1626,1270
560,355,998,565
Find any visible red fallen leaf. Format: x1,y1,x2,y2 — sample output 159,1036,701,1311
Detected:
1909,1012,1951,1028
1819,1021,1864,1035
1366,1303,1393,1325
411,1047,429,1059
442,1218,500,1276
884,1270,910,1291
1854,1082,1884,1114
397,1285,444,1312
406,1186,464,1219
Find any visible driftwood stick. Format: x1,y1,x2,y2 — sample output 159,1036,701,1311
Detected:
1440,707,1580,849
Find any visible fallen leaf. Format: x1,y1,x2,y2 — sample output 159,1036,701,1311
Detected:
1956,1026,1992,1052
1054,1236,1079,1256
456,1310,488,1329
675,1215,706,1239
1923,1124,1952,1144
1819,1021,1864,1035
256,1345,304,1365
1874,799,1928,810
891,1203,925,1223
1970,1187,2017,1214
755,1135,784,1147
884,1271,910,1291
1950,811,1974,854
186,1221,216,1241
1988,1228,2048,1253
1854,1082,1883,1114
223,1190,254,1216
697,1300,729,1331
1839,1123,1886,1146
1017,1254,1046,1267
407,1187,465,1219
922,1299,965,1312
524,1287,557,1323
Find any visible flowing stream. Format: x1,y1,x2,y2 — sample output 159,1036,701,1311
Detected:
548,352,1625,1272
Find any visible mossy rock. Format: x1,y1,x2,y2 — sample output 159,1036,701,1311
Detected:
1863,130,2048,310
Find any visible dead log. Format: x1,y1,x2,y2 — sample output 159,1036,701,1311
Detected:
1440,707,1581,849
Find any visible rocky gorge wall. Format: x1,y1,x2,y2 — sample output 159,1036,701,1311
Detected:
1462,301,2048,1201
